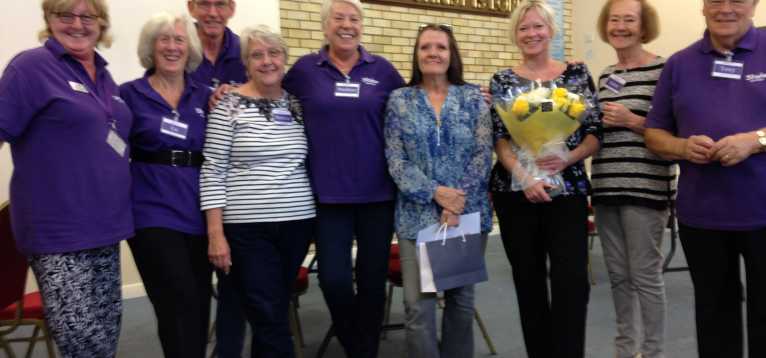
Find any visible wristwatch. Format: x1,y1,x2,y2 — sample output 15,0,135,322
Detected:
758,130,766,152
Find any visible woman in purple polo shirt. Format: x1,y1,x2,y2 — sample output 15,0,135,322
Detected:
281,1,405,356
645,1,766,357
119,13,212,358
0,0,131,357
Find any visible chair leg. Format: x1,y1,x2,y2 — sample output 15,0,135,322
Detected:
315,325,334,358
1,337,17,358
23,324,41,358
381,283,394,340
293,297,305,348
41,324,55,358
473,307,497,355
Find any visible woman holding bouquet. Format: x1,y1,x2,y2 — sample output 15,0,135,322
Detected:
384,24,493,358
489,1,602,357
590,1,674,358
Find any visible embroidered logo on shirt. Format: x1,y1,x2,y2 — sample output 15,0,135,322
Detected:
362,77,379,86
746,73,766,83
112,95,126,104
195,108,205,118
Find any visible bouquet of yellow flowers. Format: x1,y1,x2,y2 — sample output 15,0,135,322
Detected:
494,81,591,196
495,83,587,154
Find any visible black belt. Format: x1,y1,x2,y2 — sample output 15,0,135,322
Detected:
131,149,204,167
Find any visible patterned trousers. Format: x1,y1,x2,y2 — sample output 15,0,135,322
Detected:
29,244,122,358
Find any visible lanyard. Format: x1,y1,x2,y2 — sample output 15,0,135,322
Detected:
62,58,116,128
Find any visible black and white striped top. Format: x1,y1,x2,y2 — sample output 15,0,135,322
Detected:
199,92,316,223
591,57,677,210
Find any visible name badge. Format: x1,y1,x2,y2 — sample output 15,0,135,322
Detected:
160,116,189,140
272,108,293,125
69,81,88,93
712,60,744,80
106,129,126,157
335,82,361,98
605,73,627,93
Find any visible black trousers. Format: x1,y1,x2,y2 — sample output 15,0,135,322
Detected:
315,202,394,358
493,191,590,358
128,227,212,358
679,224,766,358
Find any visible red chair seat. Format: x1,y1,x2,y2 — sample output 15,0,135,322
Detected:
293,266,309,293
0,292,44,320
387,244,402,286
390,244,400,260
587,219,596,234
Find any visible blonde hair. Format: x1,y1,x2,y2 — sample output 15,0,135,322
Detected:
239,25,289,65
137,13,202,72
597,0,660,44
508,0,557,46
38,0,112,48
319,0,364,31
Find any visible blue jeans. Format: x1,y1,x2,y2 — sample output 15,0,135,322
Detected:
219,219,314,358
316,202,394,358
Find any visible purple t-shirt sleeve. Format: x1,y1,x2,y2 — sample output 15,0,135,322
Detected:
0,64,43,142
646,57,677,134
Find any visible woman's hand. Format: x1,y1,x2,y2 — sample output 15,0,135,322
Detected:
480,85,492,105
208,231,232,274
602,102,642,129
523,181,553,203
434,186,466,214
209,84,233,110
440,209,461,227
535,153,570,174
710,131,761,166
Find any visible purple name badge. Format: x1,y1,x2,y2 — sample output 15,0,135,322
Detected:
605,74,626,93
272,108,293,125
712,60,744,80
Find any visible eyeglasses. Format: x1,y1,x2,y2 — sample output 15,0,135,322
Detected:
705,0,751,8
418,23,453,34
194,1,230,11
53,12,98,25
250,48,285,61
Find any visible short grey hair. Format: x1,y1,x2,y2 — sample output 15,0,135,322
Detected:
508,0,558,46
240,25,289,65
137,12,202,72
319,0,363,31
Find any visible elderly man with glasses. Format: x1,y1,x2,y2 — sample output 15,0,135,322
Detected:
646,1,766,357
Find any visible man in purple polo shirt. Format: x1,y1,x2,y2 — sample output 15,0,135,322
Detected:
188,0,246,89
186,1,248,356
645,1,766,357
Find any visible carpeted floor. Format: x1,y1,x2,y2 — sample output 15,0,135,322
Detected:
8,230,703,358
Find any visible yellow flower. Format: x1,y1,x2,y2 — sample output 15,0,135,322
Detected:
552,88,569,99
512,99,530,116
568,102,586,119
553,97,569,112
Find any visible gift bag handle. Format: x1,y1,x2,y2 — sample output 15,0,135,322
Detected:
435,223,468,246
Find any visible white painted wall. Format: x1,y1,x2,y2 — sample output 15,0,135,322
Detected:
573,0,766,77
0,0,280,297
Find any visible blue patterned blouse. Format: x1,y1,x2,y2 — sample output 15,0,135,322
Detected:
489,63,603,196
384,84,493,241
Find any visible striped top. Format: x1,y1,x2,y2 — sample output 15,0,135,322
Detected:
199,92,316,223
591,57,676,210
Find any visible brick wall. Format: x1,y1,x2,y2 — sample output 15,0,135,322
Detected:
280,0,573,85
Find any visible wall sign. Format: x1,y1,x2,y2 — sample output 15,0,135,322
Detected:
362,0,521,17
